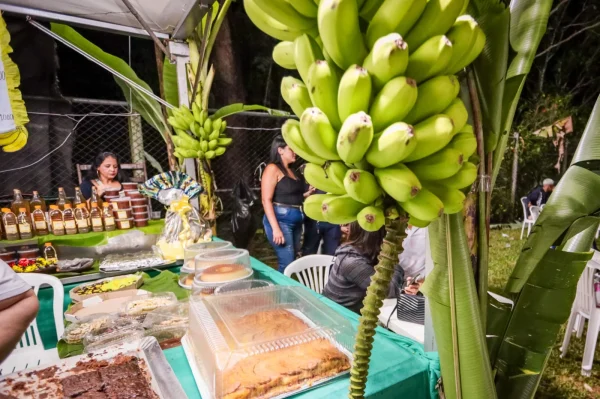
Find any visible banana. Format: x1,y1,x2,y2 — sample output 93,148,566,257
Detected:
436,161,478,189
452,27,485,74
215,147,227,156
0,131,19,146
362,33,409,90
403,114,455,162
167,116,188,131
395,0,427,36
281,119,327,164
304,194,336,221
344,169,382,204
447,130,477,159
444,15,479,74
294,34,324,84
405,35,453,83
404,0,466,50
176,147,199,158
192,102,203,123
220,120,227,133
337,111,374,164
273,41,297,69
288,0,318,17
322,194,367,224
243,0,303,41
175,129,201,151
359,0,385,21
442,98,468,134
369,76,418,132
205,150,216,160
300,108,340,160
218,137,233,147
357,206,385,231
365,122,416,168
200,140,208,152
253,0,316,30
213,119,222,132
306,60,342,129
425,183,466,214
408,215,430,228
399,187,444,221
2,128,27,152
209,131,220,141
208,140,218,150
404,75,460,124
374,163,421,202
338,65,372,121
366,0,417,49
346,158,373,172
201,110,209,125
318,0,367,70
406,147,464,181
178,106,196,127
204,118,213,134
281,77,313,117
304,162,348,194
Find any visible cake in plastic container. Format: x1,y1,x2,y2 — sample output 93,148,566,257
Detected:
121,292,178,315
83,318,144,352
179,241,233,289
192,249,253,296
187,285,353,399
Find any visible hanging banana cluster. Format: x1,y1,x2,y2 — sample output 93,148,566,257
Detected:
246,0,484,231
0,15,29,153
167,97,232,164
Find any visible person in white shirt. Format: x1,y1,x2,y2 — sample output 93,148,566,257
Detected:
0,261,39,363
399,226,428,291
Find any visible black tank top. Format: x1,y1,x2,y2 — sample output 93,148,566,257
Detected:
272,164,304,206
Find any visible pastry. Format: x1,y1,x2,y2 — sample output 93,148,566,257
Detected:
199,264,250,283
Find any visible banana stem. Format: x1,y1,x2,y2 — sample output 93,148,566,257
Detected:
348,215,408,399
202,0,233,79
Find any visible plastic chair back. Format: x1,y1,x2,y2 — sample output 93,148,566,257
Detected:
578,260,600,319
530,206,541,222
520,196,529,220
284,255,334,294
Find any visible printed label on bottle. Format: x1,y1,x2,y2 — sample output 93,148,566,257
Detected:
19,223,31,233
116,210,128,219
120,220,131,229
52,221,64,230
5,225,17,234
105,217,115,226
65,220,76,229
92,218,103,227
112,202,119,210
35,221,47,230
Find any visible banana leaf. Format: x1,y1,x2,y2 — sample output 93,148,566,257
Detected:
51,24,170,140
494,217,598,399
144,151,164,174
163,56,179,109
211,104,290,120
421,214,496,399
491,0,553,187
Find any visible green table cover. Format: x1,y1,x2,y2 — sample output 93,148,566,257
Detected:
36,252,440,399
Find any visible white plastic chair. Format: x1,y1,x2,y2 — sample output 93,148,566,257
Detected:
284,255,334,294
520,197,537,239
560,257,600,376
0,274,64,376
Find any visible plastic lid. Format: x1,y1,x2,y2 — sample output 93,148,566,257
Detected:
45,242,52,246
19,207,26,212
214,279,274,295
1,208,10,212
64,204,72,209
49,205,59,210
91,202,98,207
76,203,87,209
34,205,42,210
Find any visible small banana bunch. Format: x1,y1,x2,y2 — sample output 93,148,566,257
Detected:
246,0,485,232
166,96,232,163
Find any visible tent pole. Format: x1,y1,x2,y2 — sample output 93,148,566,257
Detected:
119,0,172,62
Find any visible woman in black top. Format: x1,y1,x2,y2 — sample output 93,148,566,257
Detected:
80,152,124,200
261,136,312,272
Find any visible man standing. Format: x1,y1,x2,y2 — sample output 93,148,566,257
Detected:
526,178,555,216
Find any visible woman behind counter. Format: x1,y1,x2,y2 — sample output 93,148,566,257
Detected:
80,152,124,200
261,136,313,273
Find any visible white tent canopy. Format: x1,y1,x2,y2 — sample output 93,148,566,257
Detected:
0,0,207,39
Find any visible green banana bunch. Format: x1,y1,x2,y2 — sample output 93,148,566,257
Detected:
322,194,367,224
365,122,416,168
253,0,316,30
281,76,313,118
406,146,464,181
281,119,327,165
363,33,409,91
304,193,336,221
306,60,342,129
405,35,453,83
338,65,372,121
404,75,460,124
304,162,348,194
337,111,374,164
243,0,305,41
442,97,469,134
398,187,444,221
369,76,417,132
366,0,418,49
404,0,466,50
357,205,385,231
300,107,341,160
374,164,421,202
294,34,324,84
344,169,382,204
445,15,485,75
403,114,455,162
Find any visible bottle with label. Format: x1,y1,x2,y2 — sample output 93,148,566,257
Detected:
49,205,65,236
43,242,58,264
30,191,47,212
57,187,71,211
11,189,31,217
63,204,78,235
102,202,116,231
89,202,104,232
73,187,87,209
32,205,49,235
1,208,19,240
91,186,100,205
17,208,33,239
74,204,90,234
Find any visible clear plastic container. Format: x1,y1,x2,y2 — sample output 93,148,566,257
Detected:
134,218,149,228
62,313,112,345
187,286,354,399
121,292,178,315
145,325,187,350
214,279,274,295
192,267,253,296
183,241,232,272
143,302,189,329
17,247,39,259
83,317,144,352
178,272,195,289
109,197,131,210
193,247,246,274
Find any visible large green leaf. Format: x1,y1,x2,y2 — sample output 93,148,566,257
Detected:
421,214,496,399
571,95,600,166
494,217,598,399
51,24,170,140
162,56,179,110
211,104,290,120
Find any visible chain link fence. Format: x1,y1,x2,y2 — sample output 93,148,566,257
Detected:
0,96,287,215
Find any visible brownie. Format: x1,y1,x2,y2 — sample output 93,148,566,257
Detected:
61,371,103,397
103,377,152,399
77,392,108,399
0,393,18,399
98,360,142,383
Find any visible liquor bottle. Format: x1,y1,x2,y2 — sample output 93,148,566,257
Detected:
91,186,100,205
43,242,58,264
1,208,19,240
32,205,49,235
62,204,78,235
11,189,31,217
17,208,33,239
74,204,90,234
89,202,104,232
57,187,71,211
49,205,65,236
73,187,87,209
30,191,47,212
102,202,116,231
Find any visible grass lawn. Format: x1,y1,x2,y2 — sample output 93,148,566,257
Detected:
489,228,600,399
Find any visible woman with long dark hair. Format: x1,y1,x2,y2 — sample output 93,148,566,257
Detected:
80,151,124,200
261,136,312,273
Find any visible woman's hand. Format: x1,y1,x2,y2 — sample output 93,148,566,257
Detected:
92,181,106,197
404,277,423,295
272,227,285,246
303,185,317,198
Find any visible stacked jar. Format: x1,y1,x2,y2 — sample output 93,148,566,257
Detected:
103,187,121,203
110,196,133,230
123,182,149,228
0,249,16,267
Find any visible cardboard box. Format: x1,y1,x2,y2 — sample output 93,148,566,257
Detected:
65,289,149,322
69,274,143,302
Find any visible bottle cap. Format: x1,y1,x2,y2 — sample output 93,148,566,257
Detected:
64,204,72,209
91,202,98,207
19,207,26,212
49,205,59,210
1,208,10,213
45,242,52,247
34,205,42,210
76,204,86,209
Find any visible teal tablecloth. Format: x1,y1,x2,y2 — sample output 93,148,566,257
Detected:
37,255,440,399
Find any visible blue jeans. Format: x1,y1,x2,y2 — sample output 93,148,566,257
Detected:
302,219,341,256
263,206,304,273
